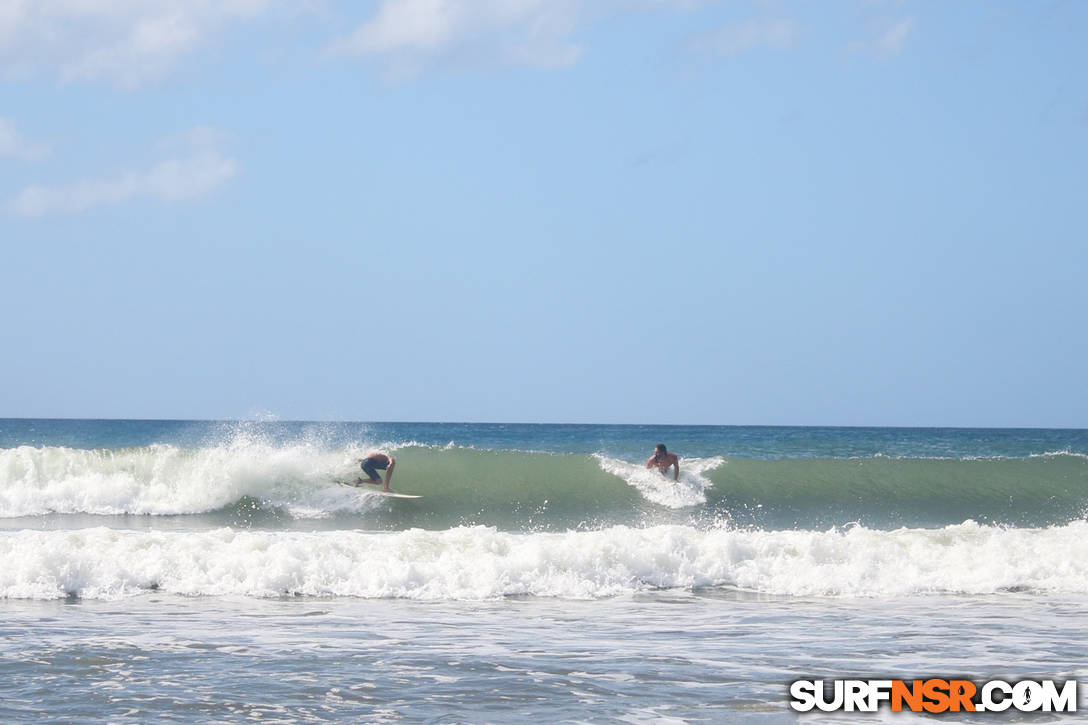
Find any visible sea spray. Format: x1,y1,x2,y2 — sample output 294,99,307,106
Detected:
594,455,724,507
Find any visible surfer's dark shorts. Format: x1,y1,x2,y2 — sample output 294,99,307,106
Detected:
360,457,388,479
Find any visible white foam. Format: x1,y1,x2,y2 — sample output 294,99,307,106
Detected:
0,443,378,518
595,455,724,508
1030,450,1088,460
4,520,1085,601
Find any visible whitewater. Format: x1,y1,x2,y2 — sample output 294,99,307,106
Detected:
6,521,1088,601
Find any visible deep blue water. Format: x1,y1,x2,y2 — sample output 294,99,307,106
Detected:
3,418,1085,460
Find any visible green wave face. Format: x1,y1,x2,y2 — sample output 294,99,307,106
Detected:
354,450,1088,531
706,454,1088,529
355,447,648,531
4,442,1086,532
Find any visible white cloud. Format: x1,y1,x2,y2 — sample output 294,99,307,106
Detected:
0,117,49,160
877,18,914,56
0,0,276,87
0,1,25,48
848,17,915,58
691,17,800,57
6,129,237,217
328,0,585,78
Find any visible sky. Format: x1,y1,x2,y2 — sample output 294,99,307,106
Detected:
1,0,1086,427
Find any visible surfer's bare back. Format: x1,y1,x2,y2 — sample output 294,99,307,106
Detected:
647,444,679,481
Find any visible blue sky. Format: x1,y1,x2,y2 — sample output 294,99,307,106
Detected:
1,0,1085,427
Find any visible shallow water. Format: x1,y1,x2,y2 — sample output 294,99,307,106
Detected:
2,592,1086,722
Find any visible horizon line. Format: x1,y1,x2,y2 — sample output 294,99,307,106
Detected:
0,417,1084,432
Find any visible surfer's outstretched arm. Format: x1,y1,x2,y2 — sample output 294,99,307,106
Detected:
673,459,680,481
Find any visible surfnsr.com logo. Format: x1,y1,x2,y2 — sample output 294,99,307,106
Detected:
789,679,1078,713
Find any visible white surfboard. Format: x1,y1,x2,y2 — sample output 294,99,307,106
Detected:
335,480,422,499
372,490,422,499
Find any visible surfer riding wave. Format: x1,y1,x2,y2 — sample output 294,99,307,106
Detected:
354,453,396,492
646,444,679,481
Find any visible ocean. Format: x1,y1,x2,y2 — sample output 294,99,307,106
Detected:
1,420,1087,722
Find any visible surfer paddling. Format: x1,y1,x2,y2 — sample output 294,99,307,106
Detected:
646,444,680,481
354,452,396,492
